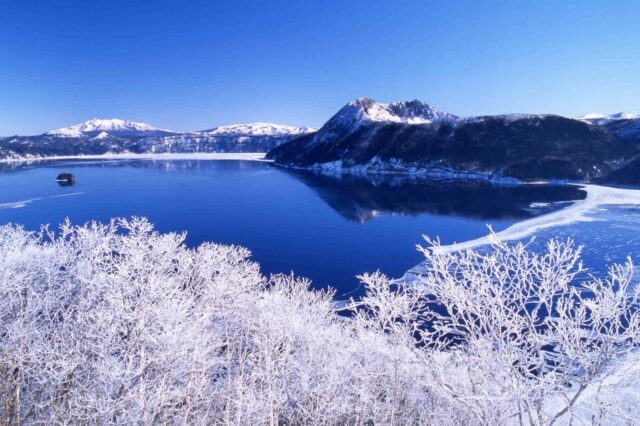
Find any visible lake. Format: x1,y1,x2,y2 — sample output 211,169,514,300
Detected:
0,158,589,297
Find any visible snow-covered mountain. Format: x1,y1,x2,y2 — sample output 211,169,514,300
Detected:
91,131,116,140
576,112,640,141
267,98,640,183
202,122,315,137
577,112,638,125
292,98,461,149
5,101,640,184
0,118,316,159
47,118,173,137
609,112,637,120
327,98,459,129
146,123,317,154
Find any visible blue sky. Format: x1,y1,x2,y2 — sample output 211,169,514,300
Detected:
1,0,638,135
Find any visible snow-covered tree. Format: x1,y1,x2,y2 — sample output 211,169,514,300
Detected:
412,236,640,425
0,218,638,425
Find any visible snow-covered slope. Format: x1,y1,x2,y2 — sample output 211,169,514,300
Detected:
577,112,637,125
577,112,640,141
91,131,116,140
267,97,639,182
465,113,554,124
610,112,637,120
202,122,316,136
327,98,459,129
47,118,171,137
0,118,316,159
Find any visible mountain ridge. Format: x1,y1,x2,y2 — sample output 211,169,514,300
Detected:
0,119,317,159
267,98,640,183
46,118,173,137
4,100,640,185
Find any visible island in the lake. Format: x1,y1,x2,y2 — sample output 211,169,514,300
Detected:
55,172,77,186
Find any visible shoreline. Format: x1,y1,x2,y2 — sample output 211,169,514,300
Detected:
401,183,640,281
0,152,270,164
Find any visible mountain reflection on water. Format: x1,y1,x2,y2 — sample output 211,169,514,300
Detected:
284,169,587,223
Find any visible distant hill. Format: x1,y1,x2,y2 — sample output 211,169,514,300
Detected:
0,119,316,160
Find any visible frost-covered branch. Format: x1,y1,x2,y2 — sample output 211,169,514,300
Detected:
0,219,638,425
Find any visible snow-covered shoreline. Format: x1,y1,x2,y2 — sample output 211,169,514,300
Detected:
276,160,527,185
436,184,640,253
0,152,270,164
403,183,640,281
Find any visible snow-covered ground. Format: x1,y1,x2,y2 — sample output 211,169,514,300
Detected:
400,183,640,424
440,184,640,252
401,181,640,305
0,152,270,164
404,182,640,286
555,349,640,425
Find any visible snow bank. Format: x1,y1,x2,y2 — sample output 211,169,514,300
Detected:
432,184,640,254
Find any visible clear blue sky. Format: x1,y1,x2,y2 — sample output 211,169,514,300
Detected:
1,0,638,135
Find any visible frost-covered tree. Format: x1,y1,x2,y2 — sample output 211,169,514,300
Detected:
411,236,640,425
0,218,638,425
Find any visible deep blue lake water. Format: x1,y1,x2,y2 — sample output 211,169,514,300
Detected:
0,159,586,297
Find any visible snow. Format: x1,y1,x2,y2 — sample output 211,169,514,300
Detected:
91,131,112,140
410,184,640,257
550,350,640,424
0,152,269,164
577,112,638,124
47,118,170,136
331,98,460,129
577,113,608,121
47,127,84,137
465,113,554,123
402,183,640,287
1,195,638,423
46,119,313,138
609,112,637,120
325,98,582,131
202,122,316,136
329,100,637,130
305,156,522,184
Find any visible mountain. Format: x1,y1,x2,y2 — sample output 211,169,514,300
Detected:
267,99,640,182
141,123,317,154
325,98,460,129
577,112,637,125
0,120,316,160
268,98,460,161
201,122,314,136
306,98,459,145
576,112,640,141
47,118,174,138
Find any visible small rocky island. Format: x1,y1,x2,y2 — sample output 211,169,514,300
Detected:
56,173,77,186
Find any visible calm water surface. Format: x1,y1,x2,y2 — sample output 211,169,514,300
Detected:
0,159,585,297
